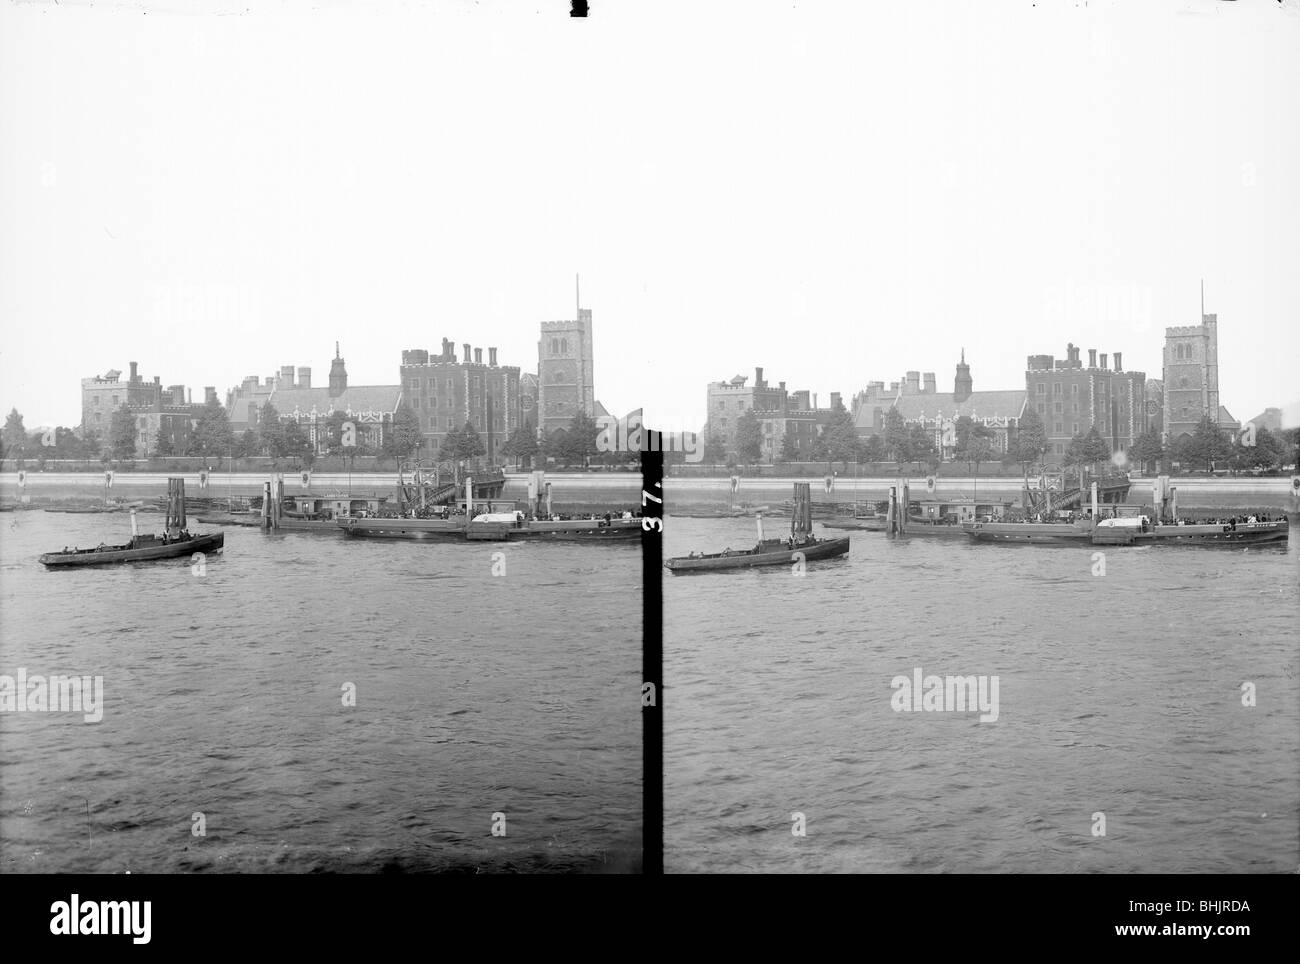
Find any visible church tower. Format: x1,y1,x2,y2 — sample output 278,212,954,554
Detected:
953,349,973,403
328,342,348,398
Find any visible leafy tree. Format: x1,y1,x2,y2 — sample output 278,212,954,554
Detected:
1009,408,1049,478
703,434,727,467
808,429,829,464
441,421,487,464
778,429,799,463
558,413,597,468
1063,432,1087,468
438,425,463,462
1279,427,1300,470
501,419,540,470
80,427,102,460
385,403,423,460
1186,414,1231,471
257,402,287,458
1,408,26,460
35,426,81,458
822,408,862,470
108,408,140,461
1080,426,1110,474
953,415,976,459
906,423,938,472
1231,425,1282,471
1128,428,1164,474
324,410,351,455
966,434,996,477
882,408,909,471
1168,433,1194,470
283,421,311,463
234,429,257,460
152,433,175,458
861,433,885,465
734,410,762,466
191,398,234,457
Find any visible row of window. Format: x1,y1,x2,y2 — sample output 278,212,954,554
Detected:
1035,382,1110,396
424,417,504,431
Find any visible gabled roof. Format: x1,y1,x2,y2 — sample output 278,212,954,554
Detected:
855,390,1027,429
271,385,403,418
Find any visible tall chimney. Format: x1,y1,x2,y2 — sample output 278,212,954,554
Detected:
205,386,217,405
905,371,920,394
489,347,498,367
463,343,471,364
474,348,483,365
154,375,161,386
830,392,842,410
280,365,296,387
298,366,312,389
923,372,936,394
1099,353,1108,370
129,361,139,383
1088,348,1097,368
1113,352,1122,372
755,366,764,388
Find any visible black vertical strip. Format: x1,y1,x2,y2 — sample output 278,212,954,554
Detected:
640,439,663,875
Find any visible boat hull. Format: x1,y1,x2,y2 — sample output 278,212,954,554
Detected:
1095,521,1290,546
962,522,1093,544
465,519,641,541
39,531,225,567
666,535,850,572
885,522,969,537
339,517,642,542
339,518,466,540
821,518,880,530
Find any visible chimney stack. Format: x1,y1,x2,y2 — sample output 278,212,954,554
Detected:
463,343,471,364
474,348,483,365
205,386,217,405
830,391,842,410
129,361,139,383
1088,348,1097,368
280,365,296,387
755,366,764,388
298,366,312,389
1099,353,1108,370
489,347,498,367
778,381,786,391
1114,352,1123,372
923,372,936,394
153,375,160,386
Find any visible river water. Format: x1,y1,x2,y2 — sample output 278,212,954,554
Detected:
0,510,641,873
663,515,1299,873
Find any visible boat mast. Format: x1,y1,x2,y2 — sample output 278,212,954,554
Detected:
165,477,186,537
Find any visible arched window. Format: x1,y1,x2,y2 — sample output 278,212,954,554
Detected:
561,338,568,354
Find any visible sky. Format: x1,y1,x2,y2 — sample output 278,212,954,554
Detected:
2,0,1298,433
